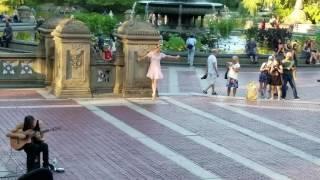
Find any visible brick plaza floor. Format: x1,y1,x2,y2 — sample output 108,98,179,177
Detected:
0,67,320,180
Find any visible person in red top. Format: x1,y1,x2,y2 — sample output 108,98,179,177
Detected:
103,45,112,61
260,19,266,30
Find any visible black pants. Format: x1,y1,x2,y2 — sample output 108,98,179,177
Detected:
282,71,298,99
23,142,49,172
0,37,10,48
18,168,53,180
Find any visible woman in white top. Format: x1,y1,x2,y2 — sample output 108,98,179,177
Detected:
227,56,240,96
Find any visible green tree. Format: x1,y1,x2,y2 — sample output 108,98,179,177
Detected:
74,12,117,35
241,0,319,15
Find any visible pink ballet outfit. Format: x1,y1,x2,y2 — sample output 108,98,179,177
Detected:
146,52,166,80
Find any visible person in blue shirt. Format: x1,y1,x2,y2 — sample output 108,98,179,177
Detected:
186,34,197,66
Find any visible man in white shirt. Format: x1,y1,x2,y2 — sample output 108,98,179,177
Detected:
227,56,240,96
186,34,197,66
203,49,219,95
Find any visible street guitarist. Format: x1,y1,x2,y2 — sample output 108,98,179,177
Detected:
6,115,52,172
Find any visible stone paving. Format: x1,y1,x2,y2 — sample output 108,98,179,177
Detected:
0,66,320,180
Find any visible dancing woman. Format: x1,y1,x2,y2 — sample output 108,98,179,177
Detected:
139,44,180,100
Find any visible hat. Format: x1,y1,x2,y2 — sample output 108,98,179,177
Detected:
268,56,273,60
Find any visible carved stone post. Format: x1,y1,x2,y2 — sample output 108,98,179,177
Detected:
38,17,66,86
51,18,91,98
113,41,124,94
115,20,161,97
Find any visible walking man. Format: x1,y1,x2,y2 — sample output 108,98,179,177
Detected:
281,52,300,100
186,34,196,66
203,49,219,95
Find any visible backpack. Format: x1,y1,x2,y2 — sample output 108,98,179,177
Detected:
246,81,258,101
187,44,194,50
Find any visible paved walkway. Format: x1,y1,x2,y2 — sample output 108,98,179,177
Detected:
0,67,320,179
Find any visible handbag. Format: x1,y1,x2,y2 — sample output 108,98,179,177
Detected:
224,69,229,79
201,73,207,79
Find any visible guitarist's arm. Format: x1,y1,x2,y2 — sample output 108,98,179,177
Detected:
6,123,26,139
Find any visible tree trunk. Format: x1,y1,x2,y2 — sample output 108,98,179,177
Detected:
294,0,304,10
286,0,306,24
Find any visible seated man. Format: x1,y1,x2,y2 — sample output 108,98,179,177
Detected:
1,21,13,48
7,115,52,172
246,38,258,64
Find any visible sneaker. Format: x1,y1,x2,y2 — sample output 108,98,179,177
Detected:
294,97,300,100
43,163,55,171
212,92,217,95
202,90,207,94
317,80,320,82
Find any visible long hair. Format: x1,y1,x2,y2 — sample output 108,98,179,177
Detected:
23,115,35,131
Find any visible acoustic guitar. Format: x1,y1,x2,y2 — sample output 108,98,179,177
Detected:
8,127,61,151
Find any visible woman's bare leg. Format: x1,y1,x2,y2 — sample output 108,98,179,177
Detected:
263,82,267,98
276,86,282,100
259,82,263,97
270,86,274,100
152,79,158,100
151,79,155,98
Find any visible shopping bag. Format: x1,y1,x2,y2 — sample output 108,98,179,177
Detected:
246,81,258,101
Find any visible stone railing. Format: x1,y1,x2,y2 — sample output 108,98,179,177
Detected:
0,23,36,32
0,52,46,88
90,49,115,94
7,40,38,52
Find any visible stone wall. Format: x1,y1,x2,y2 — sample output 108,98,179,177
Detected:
0,53,46,88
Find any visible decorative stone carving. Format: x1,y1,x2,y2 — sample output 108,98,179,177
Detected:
68,45,84,69
97,69,111,83
20,61,33,75
2,61,18,75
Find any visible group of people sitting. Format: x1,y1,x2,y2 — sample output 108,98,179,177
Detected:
248,36,318,67
303,39,320,64
0,13,20,23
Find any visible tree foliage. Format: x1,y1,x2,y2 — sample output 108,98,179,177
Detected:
304,3,320,24
241,0,319,15
0,0,11,12
74,12,117,35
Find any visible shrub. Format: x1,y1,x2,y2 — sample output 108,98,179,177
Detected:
304,3,320,24
257,28,292,49
162,34,185,52
208,19,235,38
15,32,33,41
244,26,259,40
74,12,118,35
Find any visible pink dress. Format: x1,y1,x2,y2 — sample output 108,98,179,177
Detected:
146,52,166,80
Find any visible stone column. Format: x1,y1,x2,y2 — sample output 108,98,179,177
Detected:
177,4,182,30
200,15,204,28
116,20,161,98
51,18,92,98
155,13,158,27
38,17,66,86
113,41,124,94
